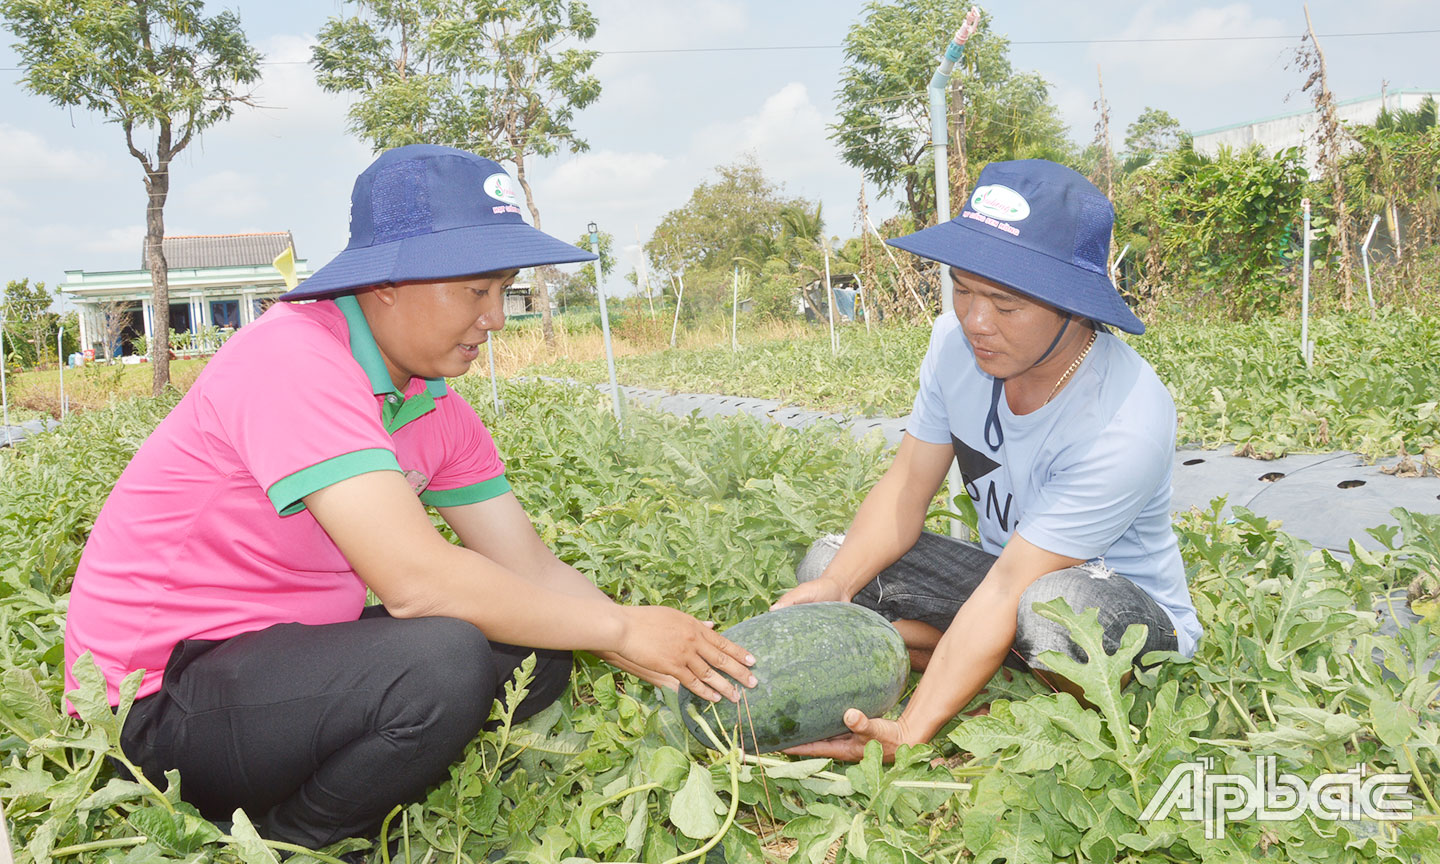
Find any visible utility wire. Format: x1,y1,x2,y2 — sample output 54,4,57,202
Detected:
1,27,1437,71
596,28,1440,54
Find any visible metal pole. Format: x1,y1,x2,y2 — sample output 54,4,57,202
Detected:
589,222,623,427
485,337,501,417
1361,214,1381,318
824,246,837,355
731,266,739,352
58,327,65,419
929,7,980,320
669,273,685,349
1301,198,1313,368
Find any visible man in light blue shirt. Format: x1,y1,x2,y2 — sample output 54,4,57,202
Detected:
774,160,1201,761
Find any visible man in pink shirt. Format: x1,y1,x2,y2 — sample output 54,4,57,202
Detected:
65,144,755,851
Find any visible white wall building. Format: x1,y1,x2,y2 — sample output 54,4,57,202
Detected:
1193,87,1439,177
61,231,545,358
60,232,312,358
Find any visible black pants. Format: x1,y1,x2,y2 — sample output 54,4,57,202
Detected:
120,606,572,849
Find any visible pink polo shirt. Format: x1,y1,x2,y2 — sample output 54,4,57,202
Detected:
64,297,509,708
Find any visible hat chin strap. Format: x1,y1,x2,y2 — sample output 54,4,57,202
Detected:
983,314,1072,452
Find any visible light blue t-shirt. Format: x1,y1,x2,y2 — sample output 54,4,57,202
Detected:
908,314,1202,658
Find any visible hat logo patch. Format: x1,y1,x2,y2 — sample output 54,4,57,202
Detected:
970,185,1031,221
483,172,519,205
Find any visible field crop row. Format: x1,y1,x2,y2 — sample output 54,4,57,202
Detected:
533,308,1440,461
0,380,1437,862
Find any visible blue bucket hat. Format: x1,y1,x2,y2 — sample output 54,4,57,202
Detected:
887,159,1143,334
283,144,595,300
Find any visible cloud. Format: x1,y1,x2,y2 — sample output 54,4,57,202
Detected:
545,150,670,202
692,82,835,183
586,0,748,117
0,125,105,182
173,169,268,222
1088,3,1290,89
590,0,747,55
227,33,354,141
535,149,673,249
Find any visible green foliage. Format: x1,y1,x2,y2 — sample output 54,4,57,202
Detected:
313,0,601,165
647,156,809,282
0,0,261,135
2,279,59,367
0,0,262,393
558,228,615,307
2,382,1438,861
832,1,1071,225
1115,143,1308,316
314,0,601,342
536,308,1440,460
1122,106,1187,172
1343,97,1440,284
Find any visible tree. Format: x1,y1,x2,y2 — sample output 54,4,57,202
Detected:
1343,97,1440,276
1113,143,1307,317
647,156,804,278
832,0,1071,226
1,0,261,395
549,231,613,311
97,298,134,361
2,278,54,367
572,229,615,293
1123,107,1186,170
314,0,602,349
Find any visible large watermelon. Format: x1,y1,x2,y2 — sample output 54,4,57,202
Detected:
680,602,910,753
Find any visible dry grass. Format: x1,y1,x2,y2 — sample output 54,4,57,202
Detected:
468,315,818,381
4,315,821,416
6,359,208,418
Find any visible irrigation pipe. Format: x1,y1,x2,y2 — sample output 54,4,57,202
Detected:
927,7,979,540
929,6,979,320
1301,198,1313,368
589,222,624,428
1,303,10,448
1361,213,1381,319
58,327,66,419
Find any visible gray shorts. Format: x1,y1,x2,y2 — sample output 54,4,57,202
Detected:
796,531,1180,672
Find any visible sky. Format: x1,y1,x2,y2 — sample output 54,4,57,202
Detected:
1,0,1437,307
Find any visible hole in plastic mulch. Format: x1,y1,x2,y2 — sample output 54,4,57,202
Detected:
1183,458,1205,465
1259,472,1285,482
1338,480,1367,489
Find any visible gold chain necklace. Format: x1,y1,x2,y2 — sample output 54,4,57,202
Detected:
1043,330,1097,406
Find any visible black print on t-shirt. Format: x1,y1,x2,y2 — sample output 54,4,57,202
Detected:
951,434,1015,533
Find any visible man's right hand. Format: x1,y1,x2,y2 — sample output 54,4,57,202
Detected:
771,575,848,610
614,606,757,703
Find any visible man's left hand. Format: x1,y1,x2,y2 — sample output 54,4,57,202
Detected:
781,709,914,763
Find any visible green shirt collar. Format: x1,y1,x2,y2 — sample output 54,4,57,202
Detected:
335,294,448,399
